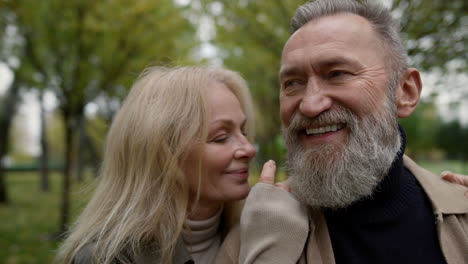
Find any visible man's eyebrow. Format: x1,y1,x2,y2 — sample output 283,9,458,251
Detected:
279,66,300,81
279,57,364,80
316,57,364,70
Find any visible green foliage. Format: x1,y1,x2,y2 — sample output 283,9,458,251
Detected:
393,0,468,73
437,120,468,160
400,101,442,158
7,0,198,107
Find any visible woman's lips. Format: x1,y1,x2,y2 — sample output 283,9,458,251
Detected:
226,168,249,180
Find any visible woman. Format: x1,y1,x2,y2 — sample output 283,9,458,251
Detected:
56,66,256,264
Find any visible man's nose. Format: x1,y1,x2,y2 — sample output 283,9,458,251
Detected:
299,81,332,118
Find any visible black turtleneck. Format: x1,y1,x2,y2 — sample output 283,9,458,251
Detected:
324,126,446,264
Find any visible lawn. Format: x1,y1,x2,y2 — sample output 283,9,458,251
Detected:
418,159,468,175
0,159,466,263
0,172,94,264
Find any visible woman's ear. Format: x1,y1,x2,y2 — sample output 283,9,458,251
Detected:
396,68,422,118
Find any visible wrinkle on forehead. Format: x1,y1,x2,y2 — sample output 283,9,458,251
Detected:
282,13,387,65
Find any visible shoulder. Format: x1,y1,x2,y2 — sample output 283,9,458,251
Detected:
404,155,468,214
73,243,96,264
72,243,133,264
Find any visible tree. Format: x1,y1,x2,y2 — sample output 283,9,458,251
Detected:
4,0,197,233
38,89,49,191
0,79,20,203
0,0,23,204
392,0,467,73
392,0,468,103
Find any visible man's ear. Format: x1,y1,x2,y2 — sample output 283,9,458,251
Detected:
396,68,422,118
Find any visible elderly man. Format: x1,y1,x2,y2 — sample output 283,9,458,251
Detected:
216,0,468,263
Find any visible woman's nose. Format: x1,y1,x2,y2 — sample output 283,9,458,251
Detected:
234,139,256,160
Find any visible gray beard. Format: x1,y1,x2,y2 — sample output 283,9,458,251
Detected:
283,99,401,209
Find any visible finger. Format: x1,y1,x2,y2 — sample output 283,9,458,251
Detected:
275,182,291,192
441,171,468,187
259,160,276,185
443,172,468,187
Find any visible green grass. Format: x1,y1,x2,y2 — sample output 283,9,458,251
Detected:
0,172,93,264
0,159,466,263
417,160,468,175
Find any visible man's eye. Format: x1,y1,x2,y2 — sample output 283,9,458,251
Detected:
283,79,305,93
284,80,300,87
328,70,348,78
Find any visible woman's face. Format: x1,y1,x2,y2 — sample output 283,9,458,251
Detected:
186,82,256,206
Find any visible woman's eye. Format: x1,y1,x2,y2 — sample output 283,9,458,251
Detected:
213,136,227,143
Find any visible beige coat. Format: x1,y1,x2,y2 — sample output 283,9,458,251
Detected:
215,156,468,264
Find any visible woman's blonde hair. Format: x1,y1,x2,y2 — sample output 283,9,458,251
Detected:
56,66,255,264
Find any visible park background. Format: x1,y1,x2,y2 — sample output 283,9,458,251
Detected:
0,0,467,263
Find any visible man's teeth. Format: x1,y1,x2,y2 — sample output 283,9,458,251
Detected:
306,124,344,135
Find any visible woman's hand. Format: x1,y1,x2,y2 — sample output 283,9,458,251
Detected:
441,171,468,198
239,160,308,264
259,160,290,192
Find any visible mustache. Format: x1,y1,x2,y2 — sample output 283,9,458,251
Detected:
284,106,358,133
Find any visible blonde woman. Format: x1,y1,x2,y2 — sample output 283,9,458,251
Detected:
56,66,257,264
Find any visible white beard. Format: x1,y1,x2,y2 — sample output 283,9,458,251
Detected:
283,98,401,209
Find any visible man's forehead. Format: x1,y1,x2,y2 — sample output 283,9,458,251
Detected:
280,13,386,71
293,13,375,36
282,13,378,54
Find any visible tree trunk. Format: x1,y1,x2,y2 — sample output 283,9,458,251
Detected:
59,112,74,235
0,78,21,204
39,90,50,192
75,115,85,183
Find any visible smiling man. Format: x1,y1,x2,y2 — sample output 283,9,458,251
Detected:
279,12,407,209
216,1,468,264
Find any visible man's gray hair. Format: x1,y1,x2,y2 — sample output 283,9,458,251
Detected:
291,0,408,88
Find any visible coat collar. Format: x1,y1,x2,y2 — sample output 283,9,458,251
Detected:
404,155,468,214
